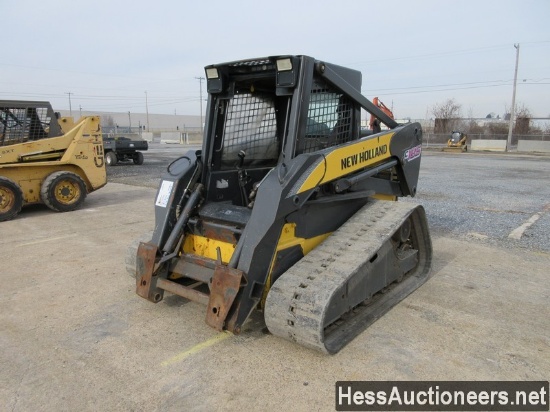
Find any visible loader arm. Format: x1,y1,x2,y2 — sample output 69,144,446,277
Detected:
314,62,399,129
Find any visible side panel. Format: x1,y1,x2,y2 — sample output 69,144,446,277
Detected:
295,122,423,197
389,123,423,196
151,151,201,248
296,131,394,193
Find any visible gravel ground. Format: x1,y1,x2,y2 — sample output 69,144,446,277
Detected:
2,146,549,411
108,144,550,253
106,143,200,188
405,151,550,253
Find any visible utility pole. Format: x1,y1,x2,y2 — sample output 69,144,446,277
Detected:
65,92,73,116
195,76,205,134
128,111,132,133
507,43,520,152
79,105,82,117
145,91,150,132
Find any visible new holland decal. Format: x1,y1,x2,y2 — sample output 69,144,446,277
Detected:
341,144,388,170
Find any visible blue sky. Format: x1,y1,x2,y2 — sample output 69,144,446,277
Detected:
2,0,549,119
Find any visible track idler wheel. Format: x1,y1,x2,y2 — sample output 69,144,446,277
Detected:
392,217,411,243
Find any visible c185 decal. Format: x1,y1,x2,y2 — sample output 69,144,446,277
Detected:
404,145,422,162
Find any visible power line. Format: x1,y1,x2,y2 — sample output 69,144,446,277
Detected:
348,44,510,66
347,41,550,67
364,79,513,94
364,82,512,96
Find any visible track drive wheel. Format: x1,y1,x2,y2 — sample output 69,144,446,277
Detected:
133,152,144,165
0,177,23,221
40,171,87,212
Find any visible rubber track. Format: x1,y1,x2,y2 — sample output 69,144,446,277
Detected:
264,199,431,354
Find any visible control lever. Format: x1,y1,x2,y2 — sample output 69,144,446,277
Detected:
236,150,249,205
237,150,246,169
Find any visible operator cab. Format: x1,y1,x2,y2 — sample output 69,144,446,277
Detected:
202,56,359,209
205,84,286,207
451,131,462,142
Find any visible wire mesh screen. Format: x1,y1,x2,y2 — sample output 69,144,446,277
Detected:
0,106,51,146
221,93,279,167
303,91,353,153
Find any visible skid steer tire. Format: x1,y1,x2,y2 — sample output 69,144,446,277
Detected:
41,171,87,212
126,232,154,277
0,177,23,222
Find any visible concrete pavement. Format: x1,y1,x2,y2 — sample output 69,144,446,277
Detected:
1,176,548,411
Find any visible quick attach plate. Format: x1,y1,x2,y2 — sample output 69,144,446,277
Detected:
205,265,243,331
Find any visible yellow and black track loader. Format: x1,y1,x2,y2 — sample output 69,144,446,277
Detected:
443,131,468,152
0,101,106,221
128,55,433,353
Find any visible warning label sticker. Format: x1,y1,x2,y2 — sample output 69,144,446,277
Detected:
155,180,174,208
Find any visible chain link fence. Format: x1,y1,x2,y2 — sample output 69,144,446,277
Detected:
424,132,550,147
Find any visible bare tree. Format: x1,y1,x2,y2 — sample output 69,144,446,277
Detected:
432,98,462,133
514,104,532,135
488,122,509,135
432,98,462,119
504,102,530,118
465,107,483,134
505,103,532,134
102,115,115,128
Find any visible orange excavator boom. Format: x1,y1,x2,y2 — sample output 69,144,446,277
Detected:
369,97,394,132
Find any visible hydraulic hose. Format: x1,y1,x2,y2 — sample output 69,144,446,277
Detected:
161,183,203,254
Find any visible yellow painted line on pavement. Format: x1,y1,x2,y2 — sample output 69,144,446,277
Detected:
161,332,232,366
17,233,78,247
